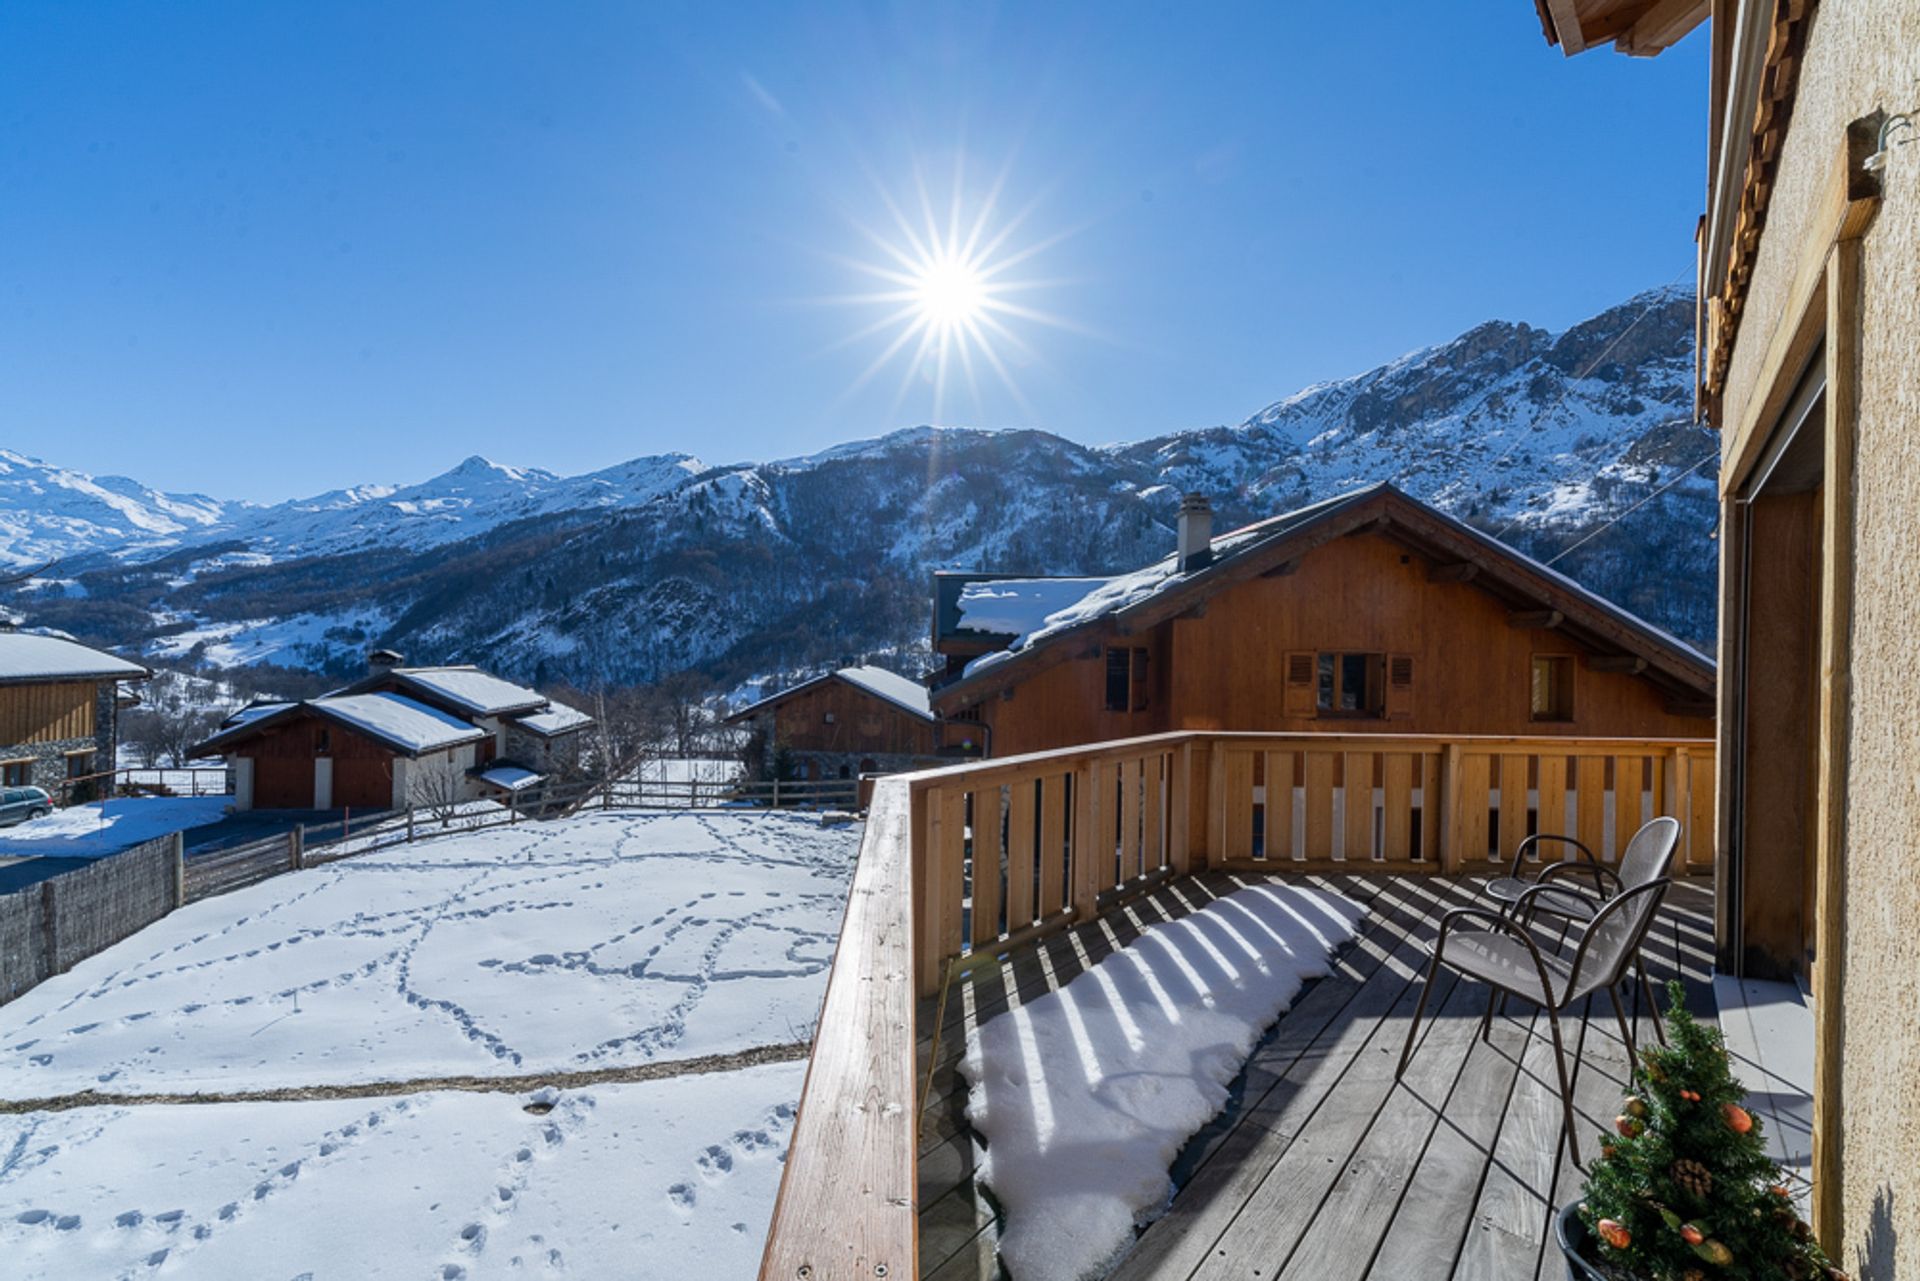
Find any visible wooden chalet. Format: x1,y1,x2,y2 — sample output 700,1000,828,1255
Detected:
931,485,1715,758
726,665,943,782
191,653,592,811
0,631,149,800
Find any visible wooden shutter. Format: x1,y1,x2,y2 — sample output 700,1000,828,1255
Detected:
1130,648,1150,711
1386,653,1414,719
1284,651,1317,718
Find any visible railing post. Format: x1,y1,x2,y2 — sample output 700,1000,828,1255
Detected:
290,824,305,871
1168,742,1193,875
1072,759,1100,920
911,784,941,997
773,777,780,809
407,806,416,843
1440,742,1463,875
171,831,187,908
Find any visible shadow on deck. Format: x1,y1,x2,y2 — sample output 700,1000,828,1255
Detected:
915,872,1719,1281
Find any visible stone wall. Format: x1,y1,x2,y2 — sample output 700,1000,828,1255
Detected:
1717,3,1920,1273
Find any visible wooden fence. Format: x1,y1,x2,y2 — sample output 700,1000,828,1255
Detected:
760,729,1716,1281
0,833,184,1003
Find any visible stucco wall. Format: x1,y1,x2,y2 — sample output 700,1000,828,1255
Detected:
1717,2,1920,1273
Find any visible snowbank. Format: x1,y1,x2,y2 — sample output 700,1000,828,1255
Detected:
960,882,1365,1281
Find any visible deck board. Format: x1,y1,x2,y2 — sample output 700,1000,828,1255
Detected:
915,874,1719,1281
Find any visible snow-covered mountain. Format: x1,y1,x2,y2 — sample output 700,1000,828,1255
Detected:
4,285,1718,684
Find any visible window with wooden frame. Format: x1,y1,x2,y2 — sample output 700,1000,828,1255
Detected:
1104,646,1150,713
64,751,93,779
1,760,30,787
1298,651,1386,717
1530,655,1575,722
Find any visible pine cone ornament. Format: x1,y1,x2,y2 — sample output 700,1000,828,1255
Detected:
1672,1158,1713,1199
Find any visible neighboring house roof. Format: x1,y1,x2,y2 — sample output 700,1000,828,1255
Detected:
727,665,935,725
934,573,1111,644
1532,0,1705,57
515,701,594,737
0,633,150,686
334,665,549,716
936,483,1716,709
475,764,543,792
191,692,489,759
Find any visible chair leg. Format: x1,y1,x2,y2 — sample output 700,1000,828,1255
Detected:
1637,964,1668,1047
1396,948,1444,1081
1480,987,1496,1043
1543,1002,1583,1171
1607,983,1637,1060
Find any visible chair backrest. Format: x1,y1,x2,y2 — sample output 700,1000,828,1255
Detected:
1615,816,1682,891
1567,877,1671,999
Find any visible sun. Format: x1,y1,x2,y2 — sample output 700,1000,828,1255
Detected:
913,254,987,329
816,159,1082,422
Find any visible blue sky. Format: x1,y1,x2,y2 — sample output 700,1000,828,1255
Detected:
0,2,1708,501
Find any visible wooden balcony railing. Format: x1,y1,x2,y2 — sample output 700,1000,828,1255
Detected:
758,730,1715,1281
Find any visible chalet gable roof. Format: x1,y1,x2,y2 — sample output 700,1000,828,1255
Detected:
189,692,489,760
728,665,934,725
933,484,1715,709
0,632,150,686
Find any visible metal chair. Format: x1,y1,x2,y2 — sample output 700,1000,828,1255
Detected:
1394,873,1673,1168
1506,816,1681,1049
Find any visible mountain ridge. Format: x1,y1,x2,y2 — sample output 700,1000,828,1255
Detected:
4,284,1720,685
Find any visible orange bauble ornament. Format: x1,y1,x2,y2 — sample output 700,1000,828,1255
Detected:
1597,1219,1632,1250
1723,1102,1754,1133
1679,1222,1705,1245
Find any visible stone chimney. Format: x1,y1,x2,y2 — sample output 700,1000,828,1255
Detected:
368,648,405,674
1176,493,1214,573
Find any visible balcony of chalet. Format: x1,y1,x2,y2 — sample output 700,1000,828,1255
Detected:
759,731,1772,1281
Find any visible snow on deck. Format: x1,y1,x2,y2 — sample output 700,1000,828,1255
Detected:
0,810,862,1280
514,700,593,735
476,764,543,791
959,882,1365,1281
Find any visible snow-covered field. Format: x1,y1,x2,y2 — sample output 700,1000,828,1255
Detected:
0,810,861,1280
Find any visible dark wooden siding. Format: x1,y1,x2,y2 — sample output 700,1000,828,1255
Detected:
0,681,96,746
766,680,939,757
953,530,1712,756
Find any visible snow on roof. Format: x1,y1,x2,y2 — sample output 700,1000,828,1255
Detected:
952,577,1111,638
0,632,149,684
834,666,934,721
314,693,488,755
514,700,593,736
962,490,1365,679
222,701,292,728
476,764,544,791
393,666,547,715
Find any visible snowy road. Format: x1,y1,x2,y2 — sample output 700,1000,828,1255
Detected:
0,810,862,1280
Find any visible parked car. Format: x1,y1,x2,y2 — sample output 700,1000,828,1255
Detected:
0,786,54,827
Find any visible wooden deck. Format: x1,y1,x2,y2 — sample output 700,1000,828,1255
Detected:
915,871,1719,1281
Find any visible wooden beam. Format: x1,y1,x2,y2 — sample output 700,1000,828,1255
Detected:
1542,0,1589,54
1259,560,1300,579
1507,609,1564,630
1585,654,1648,674
1809,236,1859,1257
1426,561,1480,583
1615,0,1708,57
757,782,916,1281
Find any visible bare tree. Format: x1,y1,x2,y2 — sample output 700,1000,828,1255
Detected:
406,752,469,826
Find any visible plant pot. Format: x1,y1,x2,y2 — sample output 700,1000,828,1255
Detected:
1556,1201,1646,1281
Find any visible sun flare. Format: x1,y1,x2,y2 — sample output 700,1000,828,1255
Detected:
817,160,1082,421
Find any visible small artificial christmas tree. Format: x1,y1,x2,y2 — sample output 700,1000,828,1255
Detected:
1578,981,1845,1280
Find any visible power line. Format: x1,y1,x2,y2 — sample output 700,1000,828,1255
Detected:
1475,264,1695,540
1537,451,1718,568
